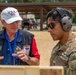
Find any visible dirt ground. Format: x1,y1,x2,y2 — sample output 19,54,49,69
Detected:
29,31,58,66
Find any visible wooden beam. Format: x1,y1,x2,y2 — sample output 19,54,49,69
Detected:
0,66,64,75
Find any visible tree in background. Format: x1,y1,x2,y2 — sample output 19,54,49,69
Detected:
1,0,76,3
2,0,30,3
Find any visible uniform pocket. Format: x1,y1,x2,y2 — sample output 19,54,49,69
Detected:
69,60,76,70
65,60,76,75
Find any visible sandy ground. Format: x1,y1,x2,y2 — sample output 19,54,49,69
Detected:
29,31,58,66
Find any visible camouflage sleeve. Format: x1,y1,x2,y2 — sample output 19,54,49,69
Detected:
65,50,76,75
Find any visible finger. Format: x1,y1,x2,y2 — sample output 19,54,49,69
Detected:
17,50,24,55
21,56,28,62
17,46,22,51
15,46,22,53
12,53,17,57
21,57,26,61
0,56,4,60
18,54,25,58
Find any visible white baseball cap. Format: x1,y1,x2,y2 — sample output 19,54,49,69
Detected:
1,7,22,24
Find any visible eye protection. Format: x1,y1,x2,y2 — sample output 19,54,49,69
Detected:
47,21,59,29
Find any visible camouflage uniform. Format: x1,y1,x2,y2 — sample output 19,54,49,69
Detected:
50,33,76,75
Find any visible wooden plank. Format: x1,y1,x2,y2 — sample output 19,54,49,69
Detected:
0,66,26,75
0,66,63,75
40,66,64,75
0,66,40,75
25,66,40,75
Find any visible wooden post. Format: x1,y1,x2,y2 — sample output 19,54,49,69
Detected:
40,6,43,31
40,66,64,75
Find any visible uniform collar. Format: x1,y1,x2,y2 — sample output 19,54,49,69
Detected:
53,32,76,52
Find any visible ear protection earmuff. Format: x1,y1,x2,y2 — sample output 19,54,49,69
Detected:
54,7,72,31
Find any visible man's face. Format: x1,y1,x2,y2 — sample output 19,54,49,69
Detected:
1,20,20,34
47,17,65,41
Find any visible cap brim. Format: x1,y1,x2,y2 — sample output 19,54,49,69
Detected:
5,16,22,24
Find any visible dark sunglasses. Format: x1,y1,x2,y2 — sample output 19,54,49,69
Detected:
47,21,59,29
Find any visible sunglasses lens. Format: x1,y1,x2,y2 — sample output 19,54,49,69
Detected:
48,22,55,29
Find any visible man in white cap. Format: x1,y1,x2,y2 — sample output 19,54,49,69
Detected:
0,7,40,65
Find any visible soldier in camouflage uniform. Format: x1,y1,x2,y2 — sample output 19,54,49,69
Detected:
46,7,76,75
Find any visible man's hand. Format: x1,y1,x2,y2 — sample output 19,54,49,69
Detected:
0,56,4,60
12,47,29,62
12,46,39,65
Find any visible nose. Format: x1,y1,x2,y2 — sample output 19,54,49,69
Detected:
48,27,52,32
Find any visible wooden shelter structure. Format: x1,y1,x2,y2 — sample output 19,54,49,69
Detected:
0,2,76,30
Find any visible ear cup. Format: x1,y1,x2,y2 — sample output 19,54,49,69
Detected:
61,16,72,31
55,7,72,31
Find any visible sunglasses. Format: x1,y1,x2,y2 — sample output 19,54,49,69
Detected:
47,21,59,29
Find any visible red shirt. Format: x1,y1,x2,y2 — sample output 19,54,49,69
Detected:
32,37,40,59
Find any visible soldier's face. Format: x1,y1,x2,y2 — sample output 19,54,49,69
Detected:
47,17,65,41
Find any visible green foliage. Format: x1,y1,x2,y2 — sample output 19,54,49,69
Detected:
1,0,76,3
0,0,3,2
35,13,46,22
73,12,76,23
35,13,39,19
2,0,30,3
29,0,43,2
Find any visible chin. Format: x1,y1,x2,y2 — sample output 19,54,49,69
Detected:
52,38,58,41
11,30,18,33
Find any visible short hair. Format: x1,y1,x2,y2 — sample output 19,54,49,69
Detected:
46,7,73,21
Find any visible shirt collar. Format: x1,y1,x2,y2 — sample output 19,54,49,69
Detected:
0,29,23,42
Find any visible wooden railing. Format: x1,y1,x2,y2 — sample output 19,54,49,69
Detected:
0,66,64,75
